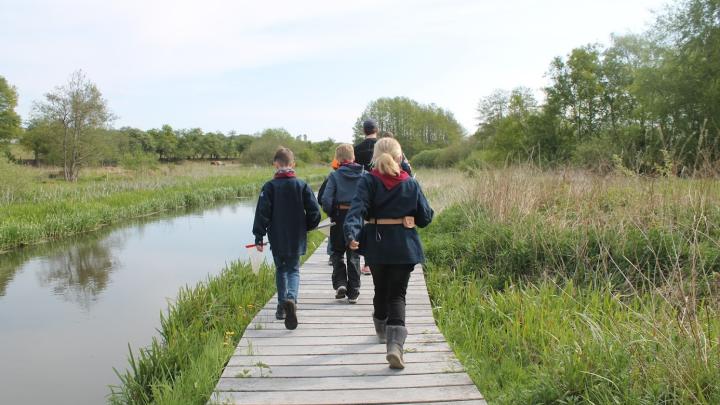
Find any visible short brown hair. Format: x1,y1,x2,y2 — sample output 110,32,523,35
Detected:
273,147,294,166
335,144,354,162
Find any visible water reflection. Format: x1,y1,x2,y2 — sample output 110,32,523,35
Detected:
36,236,116,310
0,200,266,405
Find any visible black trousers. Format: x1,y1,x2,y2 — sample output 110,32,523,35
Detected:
331,249,361,292
370,264,414,326
330,210,360,293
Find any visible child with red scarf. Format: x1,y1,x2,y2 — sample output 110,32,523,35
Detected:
252,147,321,329
344,138,434,369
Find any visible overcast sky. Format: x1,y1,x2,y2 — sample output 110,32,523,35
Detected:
1,0,668,142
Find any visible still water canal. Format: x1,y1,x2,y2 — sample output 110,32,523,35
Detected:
0,200,271,405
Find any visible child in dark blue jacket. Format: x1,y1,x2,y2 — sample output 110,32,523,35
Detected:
252,147,321,330
321,144,364,303
344,138,433,369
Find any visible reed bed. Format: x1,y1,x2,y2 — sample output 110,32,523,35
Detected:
418,168,720,404
0,161,326,252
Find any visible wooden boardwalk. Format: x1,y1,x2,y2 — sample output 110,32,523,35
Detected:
211,241,485,405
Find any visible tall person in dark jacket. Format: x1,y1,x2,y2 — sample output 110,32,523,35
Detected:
354,119,379,276
344,138,434,369
253,147,321,330
354,119,379,171
321,144,364,303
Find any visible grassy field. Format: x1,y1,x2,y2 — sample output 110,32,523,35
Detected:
416,168,720,404
0,158,327,252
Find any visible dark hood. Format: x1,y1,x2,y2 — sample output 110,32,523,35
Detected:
337,163,363,179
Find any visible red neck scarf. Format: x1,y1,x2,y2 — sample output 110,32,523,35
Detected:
274,168,296,179
370,168,410,190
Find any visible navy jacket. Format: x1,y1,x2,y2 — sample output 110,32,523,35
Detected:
354,138,377,171
321,164,364,216
343,173,433,264
252,176,321,257
353,137,413,175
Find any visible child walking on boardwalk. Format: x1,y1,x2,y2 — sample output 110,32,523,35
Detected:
252,147,321,330
344,138,434,369
321,144,364,303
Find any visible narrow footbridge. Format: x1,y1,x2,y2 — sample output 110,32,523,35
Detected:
210,241,485,405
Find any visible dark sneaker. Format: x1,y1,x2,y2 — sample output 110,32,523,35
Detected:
361,265,372,276
347,290,359,304
335,286,347,299
275,304,285,320
327,257,333,266
283,300,298,330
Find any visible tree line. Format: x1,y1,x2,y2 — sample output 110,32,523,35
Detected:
0,70,464,181
417,0,720,175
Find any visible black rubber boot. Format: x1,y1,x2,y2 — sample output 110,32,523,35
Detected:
385,325,407,369
275,304,285,320
373,316,387,343
283,300,298,330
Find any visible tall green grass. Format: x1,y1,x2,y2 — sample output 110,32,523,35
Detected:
109,231,326,405
0,162,326,252
419,169,720,404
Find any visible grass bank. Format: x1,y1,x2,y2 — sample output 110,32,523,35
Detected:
109,231,326,405
418,168,720,404
0,160,326,252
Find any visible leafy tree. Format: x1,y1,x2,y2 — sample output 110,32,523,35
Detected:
21,119,57,163
32,70,113,181
0,76,21,143
354,97,465,156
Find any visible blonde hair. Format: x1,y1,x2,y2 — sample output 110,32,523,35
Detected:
372,138,402,176
335,144,355,162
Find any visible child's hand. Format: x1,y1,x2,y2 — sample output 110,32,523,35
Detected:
256,244,264,252
349,240,360,250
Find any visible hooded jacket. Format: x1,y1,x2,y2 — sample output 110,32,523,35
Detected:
252,175,321,257
343,171,433,264
321,163,364,215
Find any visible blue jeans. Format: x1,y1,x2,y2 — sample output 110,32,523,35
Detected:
273,255,300,304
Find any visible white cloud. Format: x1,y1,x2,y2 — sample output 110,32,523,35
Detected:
1,0,667,139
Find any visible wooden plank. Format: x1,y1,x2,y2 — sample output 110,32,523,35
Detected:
396,402,487,405
239,334,445,346
221,360,464,378
247,322,439,331
259,303,434,311
234,342,451,356
267,298,431,306
210,385,483,405
243,327,441,338
256,308,435,318
216,373,474,392
226,351,457,367
247,316,438,325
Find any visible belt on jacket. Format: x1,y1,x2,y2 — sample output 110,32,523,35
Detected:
337,204,351,210
366,217,416,228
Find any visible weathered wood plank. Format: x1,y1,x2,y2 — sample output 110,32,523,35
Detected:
210,385,483,405
221,360,464,378
256,308,435,318
246,322,439,330
216,373,474,392
247,316,438,325
259,303,434,311
226,351,457,367
238,334,445,346
243,327,441,338
234,342,451,356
